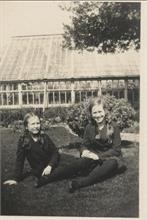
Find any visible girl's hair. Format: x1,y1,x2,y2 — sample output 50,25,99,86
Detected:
88,96,106,114
23,112,40,128
20,112,44,148
88,96,114,142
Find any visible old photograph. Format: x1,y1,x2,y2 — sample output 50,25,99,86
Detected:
0,1,142,218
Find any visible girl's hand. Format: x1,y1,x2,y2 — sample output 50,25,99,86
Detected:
3,180,18,185
81,150,99,160
42,165,52,176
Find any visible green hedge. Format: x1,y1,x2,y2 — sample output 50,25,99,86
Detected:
0,95,138,135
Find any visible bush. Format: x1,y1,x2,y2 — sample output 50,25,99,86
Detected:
123,121,139,133
0,108,43,128
0,95,138,135
43,107,68,122
65,95,137,137
66,102,90,137
103,95,136,130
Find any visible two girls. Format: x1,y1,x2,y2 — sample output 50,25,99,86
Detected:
4,96,126,192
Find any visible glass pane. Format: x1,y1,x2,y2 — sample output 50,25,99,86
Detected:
22,93,27,104
128,80,135,89
3,93,7,105
93,91,97,97
118,80,125,88
119,90,124,98
61,92,65,103
65,81,71,89
106,80,112,89
54,91,59,103
14,93,19,105
112,80,119,88
28,93,33,104
67,91,71,103
81,91,86,102
48,82,54,89
34,93,39,104
0,94,2,105
48,92,53,104
14,83,18,90
8,93,13,105
87,91,92,98
2,84,7,91
75,91,80,103
113,91,119,99
101,80,107,88
40,93,44,104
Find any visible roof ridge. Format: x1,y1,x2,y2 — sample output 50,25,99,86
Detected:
12,34,63,38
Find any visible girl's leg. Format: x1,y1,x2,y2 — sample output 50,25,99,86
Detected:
37,158,98,187
70,159,118,191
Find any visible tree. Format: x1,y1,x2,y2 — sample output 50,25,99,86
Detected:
61,2,140,53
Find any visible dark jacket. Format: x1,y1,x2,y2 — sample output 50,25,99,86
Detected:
14,132,60,181
81,121,123,163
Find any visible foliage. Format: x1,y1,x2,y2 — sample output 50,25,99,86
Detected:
0,95,137,135
123,121,139,133
66,101,90,137
104,95,136,129
61,2,140,53
65,95,136,137
43,107,68,122
0,109,42,128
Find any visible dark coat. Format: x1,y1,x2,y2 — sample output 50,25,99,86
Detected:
14,132,60,181
81,121,125,166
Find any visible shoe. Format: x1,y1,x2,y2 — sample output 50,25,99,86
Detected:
68,180,79,193
117,165,127,174
34,181,39,188
34,176,48,188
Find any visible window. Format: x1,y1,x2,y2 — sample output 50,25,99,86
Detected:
54,92,59,103
0,91,19,106
22,92,44,105
48,92,53,104
61,92,66,103
67,91,71,103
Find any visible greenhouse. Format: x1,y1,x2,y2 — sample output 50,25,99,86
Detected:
0,34,140,110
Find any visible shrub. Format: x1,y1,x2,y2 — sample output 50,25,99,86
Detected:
0,108,43,128
66,102,90,137
65,95,137,137
43,107,68,122
0,95,138,135
123,121,139,133
104,95,136,130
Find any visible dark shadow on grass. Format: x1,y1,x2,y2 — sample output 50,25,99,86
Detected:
61,140,139,150
121,140,138,148
60,142,82,150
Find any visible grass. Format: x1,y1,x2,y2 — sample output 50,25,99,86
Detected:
1,127,139,217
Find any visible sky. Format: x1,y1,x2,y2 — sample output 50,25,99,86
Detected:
0,1,71,50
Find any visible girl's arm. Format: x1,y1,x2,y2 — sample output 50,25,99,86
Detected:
3,136,26,185
99,125,122,159
80,124,99,160
42,134,60,176
14,137,26,181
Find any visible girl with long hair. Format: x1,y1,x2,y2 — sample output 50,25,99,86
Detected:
3,112,60,186
36,96,126,192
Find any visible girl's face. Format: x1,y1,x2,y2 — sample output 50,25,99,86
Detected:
26,116,41,135
91,104,105,124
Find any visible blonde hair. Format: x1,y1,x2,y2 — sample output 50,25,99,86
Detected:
20,112,43,148
88,96,114,141
88,96,106,114
23,112,40,129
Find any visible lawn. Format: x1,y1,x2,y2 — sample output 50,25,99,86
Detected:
1,127,139,217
